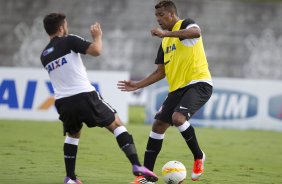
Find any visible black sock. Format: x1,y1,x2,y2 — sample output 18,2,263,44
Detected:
64,143,78,180
180,126,203,160
144,137,163,171
116,132,141,166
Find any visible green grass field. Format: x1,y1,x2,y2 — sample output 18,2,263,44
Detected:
0,106,282,184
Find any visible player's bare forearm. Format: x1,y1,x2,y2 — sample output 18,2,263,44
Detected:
136,67,165,89
87,22,103,56
151,27,200,39
87,37,102,56
117,65,165,92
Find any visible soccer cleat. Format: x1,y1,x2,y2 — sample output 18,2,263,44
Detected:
191,151,206,181
130,176,155,184
64,177,83,184
132,165,158,182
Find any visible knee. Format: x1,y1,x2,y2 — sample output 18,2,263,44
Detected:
172,112,186,126
114,114,123,125
107,114,124,133
152,120,170,134
67,131,81,139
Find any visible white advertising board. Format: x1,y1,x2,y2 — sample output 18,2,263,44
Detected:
0,67,129,122
145,78,282,131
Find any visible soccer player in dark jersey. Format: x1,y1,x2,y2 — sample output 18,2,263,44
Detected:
40,13,158,184
118,1,213,183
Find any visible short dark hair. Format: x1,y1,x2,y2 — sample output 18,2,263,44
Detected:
155,0,178,15
43,13,66,35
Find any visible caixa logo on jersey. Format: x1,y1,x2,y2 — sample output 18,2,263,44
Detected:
0,79,100,110
268,95,282,120
193,89,258,120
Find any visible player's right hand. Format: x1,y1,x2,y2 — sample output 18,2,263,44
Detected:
117,80,138,92
151,27,165,38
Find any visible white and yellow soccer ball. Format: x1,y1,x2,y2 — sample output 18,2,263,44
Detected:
161,161,187,184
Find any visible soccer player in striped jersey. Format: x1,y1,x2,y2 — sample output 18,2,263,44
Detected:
118,1,213,183
41,13,158,184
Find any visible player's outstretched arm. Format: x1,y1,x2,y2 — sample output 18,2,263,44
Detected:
151,27,200,39
86,22,102,56
118,64,165,92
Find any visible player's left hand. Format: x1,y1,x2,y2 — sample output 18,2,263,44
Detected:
90,22,102,38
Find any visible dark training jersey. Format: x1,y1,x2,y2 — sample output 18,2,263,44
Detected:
40,34,95,99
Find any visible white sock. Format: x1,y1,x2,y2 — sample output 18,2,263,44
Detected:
65,136,79,145
177,121,191,132
149,131,165,140
113,126,127,137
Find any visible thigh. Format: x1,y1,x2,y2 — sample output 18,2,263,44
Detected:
55,95,84,136
154,90,183,124
175,82,213,120
81,91,116,128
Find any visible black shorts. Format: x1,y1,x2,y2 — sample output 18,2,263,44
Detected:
55,91,116,135
155,82,213,124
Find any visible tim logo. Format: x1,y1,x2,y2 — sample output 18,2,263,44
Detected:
268,95,282,121
193,89,258,120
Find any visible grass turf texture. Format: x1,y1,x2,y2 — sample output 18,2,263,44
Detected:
0,106,282,184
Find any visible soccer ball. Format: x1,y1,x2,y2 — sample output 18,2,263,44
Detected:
162,161,187,184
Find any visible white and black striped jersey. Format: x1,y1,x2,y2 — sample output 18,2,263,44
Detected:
40,34,95,99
